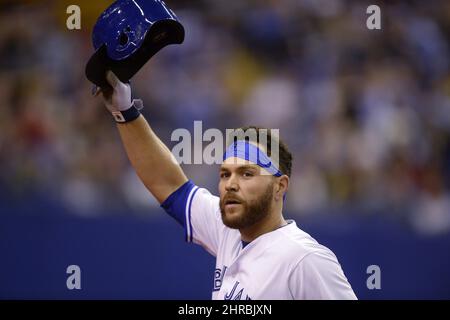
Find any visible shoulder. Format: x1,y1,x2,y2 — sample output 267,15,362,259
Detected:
279,222,356,299
274,221,337,264
190,186,221,217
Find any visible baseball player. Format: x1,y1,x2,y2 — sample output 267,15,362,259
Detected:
95,71,357,300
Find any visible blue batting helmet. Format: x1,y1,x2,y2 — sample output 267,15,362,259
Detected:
86,0,184,88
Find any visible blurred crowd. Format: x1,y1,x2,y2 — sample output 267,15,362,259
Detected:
0,0,449,234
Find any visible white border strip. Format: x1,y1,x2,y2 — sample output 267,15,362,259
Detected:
185,186,199,242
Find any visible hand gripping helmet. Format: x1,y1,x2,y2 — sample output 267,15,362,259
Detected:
85,0,185,88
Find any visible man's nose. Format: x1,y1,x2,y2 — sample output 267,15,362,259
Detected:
225,174,239,192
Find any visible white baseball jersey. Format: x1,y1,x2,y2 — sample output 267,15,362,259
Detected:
161,180,357,300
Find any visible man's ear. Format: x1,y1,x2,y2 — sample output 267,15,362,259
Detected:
275,175,289,201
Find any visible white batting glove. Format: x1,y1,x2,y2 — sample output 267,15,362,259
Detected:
94,71,143,123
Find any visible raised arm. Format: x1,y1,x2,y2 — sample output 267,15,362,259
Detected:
97,71,188,204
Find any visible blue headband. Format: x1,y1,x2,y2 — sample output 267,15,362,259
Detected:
223,140,282,177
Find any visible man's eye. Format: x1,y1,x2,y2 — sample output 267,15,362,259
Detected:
220,172,229,178
243,172,254,177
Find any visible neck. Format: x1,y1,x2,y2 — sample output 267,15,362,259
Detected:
239,212,287,243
